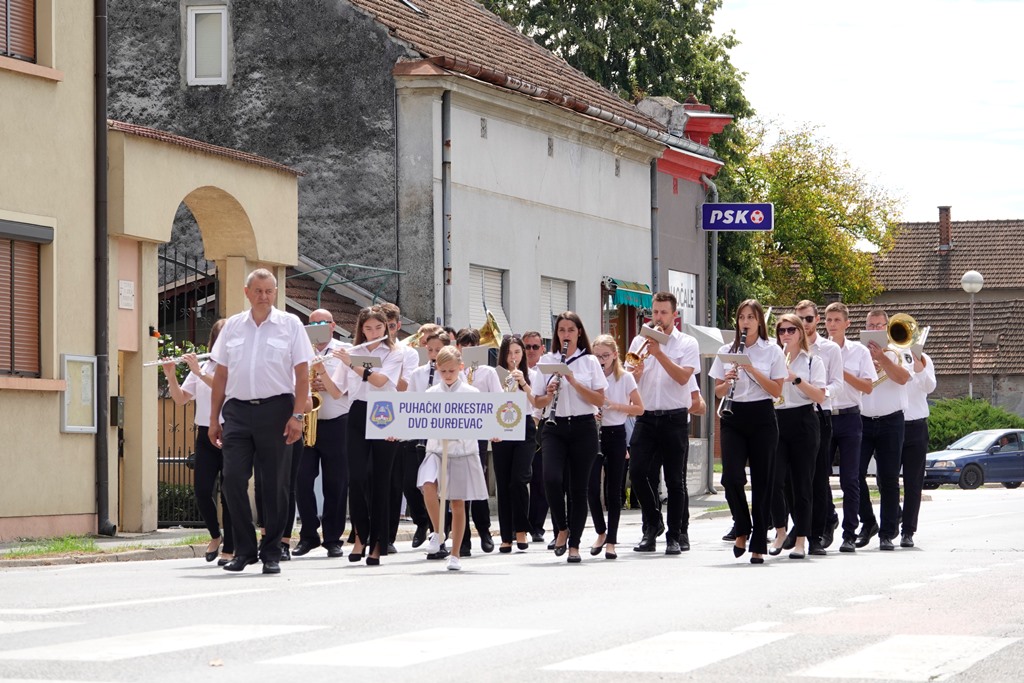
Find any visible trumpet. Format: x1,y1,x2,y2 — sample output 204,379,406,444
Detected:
624,323,665,370
144,352,212,367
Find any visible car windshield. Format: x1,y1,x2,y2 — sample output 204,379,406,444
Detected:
948,432,1001,450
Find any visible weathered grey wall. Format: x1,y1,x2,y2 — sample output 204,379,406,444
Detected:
107,0,416,302
935,374,1024,417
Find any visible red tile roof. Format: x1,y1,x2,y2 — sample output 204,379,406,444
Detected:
108,120,302,176
874,220,1024,291
285,269,363,335
348,0,665,134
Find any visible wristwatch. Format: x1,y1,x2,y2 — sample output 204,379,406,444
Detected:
362,367,373,382
793,377,802,385
291,413,304,421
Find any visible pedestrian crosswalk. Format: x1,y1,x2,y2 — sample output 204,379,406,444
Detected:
0,622,1018,679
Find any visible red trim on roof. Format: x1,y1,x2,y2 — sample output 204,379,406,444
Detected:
658,148,723,184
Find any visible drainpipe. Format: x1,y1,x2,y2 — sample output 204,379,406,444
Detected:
700,173,719,495
94,0,116,536
650,161,659,292
441,91,452,327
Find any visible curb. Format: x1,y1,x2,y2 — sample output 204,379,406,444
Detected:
0,544,207,568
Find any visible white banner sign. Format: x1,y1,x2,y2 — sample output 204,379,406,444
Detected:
668,269,698,325
365,392,528,440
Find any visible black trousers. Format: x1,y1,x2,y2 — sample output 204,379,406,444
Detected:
389,440,431,542
542,414,598,549
629,409,689,541
347,400,398,554
492,420,536,543
221,395,294,563
771,405,819,538
830,412,863,540
194,426,233,555
860,411,905,540
901,418,929,535
527,422,548,535
282,440,303,541
809,409,835,541
589,424,627,544
296,414,349,546
720,399,778,555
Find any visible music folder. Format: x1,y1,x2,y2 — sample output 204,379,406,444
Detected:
537,362,572,376
859,330,888,348
640,324,671,344
460,346,490,369
716,353,752,366
348,355,382,369
304,323,332,346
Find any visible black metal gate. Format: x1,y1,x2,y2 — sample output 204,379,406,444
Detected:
156,244,218,527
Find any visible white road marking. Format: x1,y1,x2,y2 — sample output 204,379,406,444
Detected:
0,621,77,635
845,595,884,603
733,622,783,632
928,573,962,581
793,607,835,616
0,624,322,662
796,634,1019,681
891,582,926,590
265,627,556,668
0,588,272,616
544,631,791,673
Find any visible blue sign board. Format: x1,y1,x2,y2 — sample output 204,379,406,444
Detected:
701,203,774,231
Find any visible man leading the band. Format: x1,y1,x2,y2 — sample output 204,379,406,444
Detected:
627,291,701,555
208,268,313,575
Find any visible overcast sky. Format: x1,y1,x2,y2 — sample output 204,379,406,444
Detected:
713,0,1024,223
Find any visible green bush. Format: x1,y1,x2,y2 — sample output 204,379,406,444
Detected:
158,481,199,523
928,398,1024,451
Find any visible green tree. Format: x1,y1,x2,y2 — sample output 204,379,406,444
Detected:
731,123,903,308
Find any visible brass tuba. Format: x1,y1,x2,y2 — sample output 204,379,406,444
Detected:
478,310,502,348
887,313,920,349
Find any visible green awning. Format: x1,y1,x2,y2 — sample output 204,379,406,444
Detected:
609,278,652,308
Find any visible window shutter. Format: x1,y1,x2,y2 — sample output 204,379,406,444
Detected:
193,10,223,79
4,0,36,62
468,265,511,334
11,240,39,375
539,277,569,339
0,241,12,374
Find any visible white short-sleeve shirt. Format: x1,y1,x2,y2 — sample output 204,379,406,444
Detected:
181,360,217,427
775,349,826,410
601,370,638,427
709,337,788,403
831,339,877,410
533,349,608,417
630,328,700,411
343,341,403,403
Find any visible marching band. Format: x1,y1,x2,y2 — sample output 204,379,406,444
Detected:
160,269,935,574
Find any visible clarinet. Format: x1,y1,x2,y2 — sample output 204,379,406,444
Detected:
545,340,571,426
719,328,747,417
427,360,435,387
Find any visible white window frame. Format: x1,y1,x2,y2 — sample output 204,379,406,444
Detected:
539,276,571,340
186,5,228,86
468,265,512,335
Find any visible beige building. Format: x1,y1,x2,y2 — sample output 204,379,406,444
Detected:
0,1,300,541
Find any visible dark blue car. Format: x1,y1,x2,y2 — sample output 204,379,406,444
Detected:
924,429,1024,490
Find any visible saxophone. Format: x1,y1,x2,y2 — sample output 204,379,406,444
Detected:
303,345,323,446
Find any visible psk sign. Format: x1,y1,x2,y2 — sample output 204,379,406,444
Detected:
702,203,774,231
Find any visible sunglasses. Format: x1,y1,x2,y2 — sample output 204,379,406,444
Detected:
798,315,816,324
523,343,544,351
777,326,800,335
502,333,523,341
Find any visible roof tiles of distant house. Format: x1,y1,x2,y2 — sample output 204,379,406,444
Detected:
347,0,665,133
285,268,363,334
874,220,1024,291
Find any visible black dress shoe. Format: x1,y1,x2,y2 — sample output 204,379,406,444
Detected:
879,536,895,551
531,532,545,543
262,560,281,574
325,542,344,558
292,539,321,557
279,543,291,561
678,533,690,551
839,538,856,553
782,532,797,550
665,539,682,555
412,525,428,548
566,552,582,564
821,518,839,549
222,556,258,572
460,544,472,557
204,542,220,562
722,525,738,542
499,544,512,554
789,549,806,559
808,541,827,556
387,543,398,555
633,532,657,552
480,532,494,553
750,556,764,565
900,533,914,548
217,557,231,567
426,544,449,560
855,521,879,548
517,541,529,551
605,550,617,560
547,539,556,550
553,544,567,557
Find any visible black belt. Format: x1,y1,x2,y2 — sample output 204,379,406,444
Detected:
864,409,903,421
644,408,687,417
317,414,346,423
905,417,927,425
238,394,291,405
832,406,860,416
551,414,596,423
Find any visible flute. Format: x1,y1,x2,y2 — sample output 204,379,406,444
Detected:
143,352,212,367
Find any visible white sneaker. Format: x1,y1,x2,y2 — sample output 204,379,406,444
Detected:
446,555,462,571
425,532,441,555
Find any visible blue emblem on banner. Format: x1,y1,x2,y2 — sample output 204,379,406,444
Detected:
369,401,395,429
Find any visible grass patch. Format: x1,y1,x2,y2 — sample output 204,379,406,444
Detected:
4,535,99,558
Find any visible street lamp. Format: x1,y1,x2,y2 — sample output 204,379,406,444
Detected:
961,270,984,399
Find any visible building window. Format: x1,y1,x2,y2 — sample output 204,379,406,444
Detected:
186,5,227,86
1,0,36,63
468,265,512,334
539,276,571,341
0,222,51,377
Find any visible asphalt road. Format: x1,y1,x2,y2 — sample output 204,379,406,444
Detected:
1,487,1022,682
